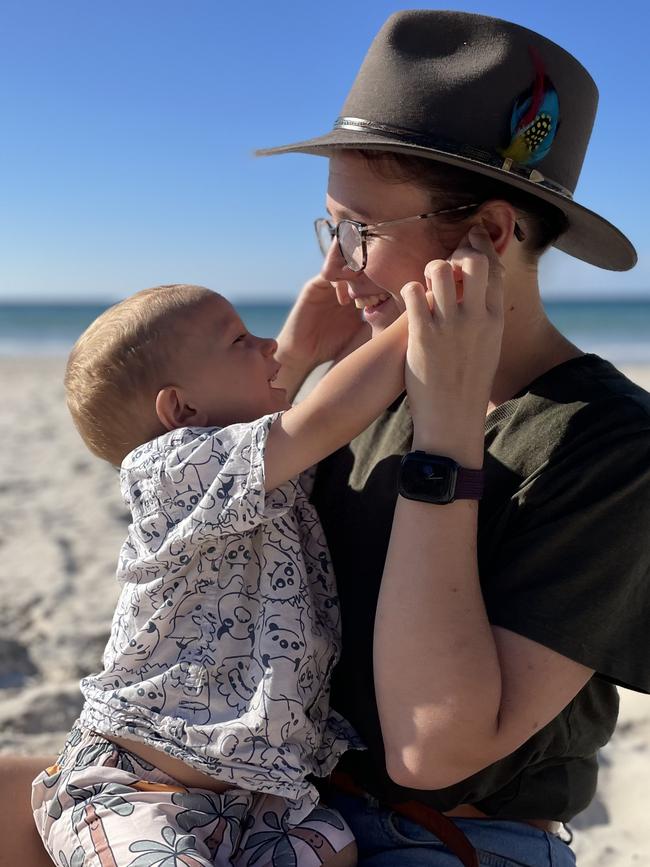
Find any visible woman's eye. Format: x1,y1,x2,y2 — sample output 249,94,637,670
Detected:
233,333,247,343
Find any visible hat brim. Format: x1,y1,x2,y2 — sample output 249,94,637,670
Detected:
256,129,637,272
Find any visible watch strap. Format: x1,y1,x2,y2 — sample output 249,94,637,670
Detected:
454,467,485,500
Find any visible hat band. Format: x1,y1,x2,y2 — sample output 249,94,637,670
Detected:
334,117,573,200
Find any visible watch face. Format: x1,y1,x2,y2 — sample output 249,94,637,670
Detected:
399,454,458,504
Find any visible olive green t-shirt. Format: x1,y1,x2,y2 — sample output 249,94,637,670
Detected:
311,354,650,821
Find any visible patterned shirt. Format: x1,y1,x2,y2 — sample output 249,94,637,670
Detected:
80,413,360,821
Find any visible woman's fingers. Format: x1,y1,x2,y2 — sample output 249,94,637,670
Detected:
455,248,490,317
441,226,505,317
466,226,505,315
401,281,435,331
333,280,350,306
423,259,456,320
409,227,504,325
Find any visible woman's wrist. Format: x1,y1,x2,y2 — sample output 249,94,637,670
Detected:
274,345,313,372
411,418,485,468
272,346,320,402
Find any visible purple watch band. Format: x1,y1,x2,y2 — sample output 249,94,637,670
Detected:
454,467,485,500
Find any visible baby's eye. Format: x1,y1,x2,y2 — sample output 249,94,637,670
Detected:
233,333,247,344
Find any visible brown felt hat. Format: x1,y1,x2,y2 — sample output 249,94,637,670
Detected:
257,10,636,271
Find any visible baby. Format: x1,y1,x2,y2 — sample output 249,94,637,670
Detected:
31,284,407,867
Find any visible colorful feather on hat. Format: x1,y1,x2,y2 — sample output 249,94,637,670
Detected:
500,48,559,167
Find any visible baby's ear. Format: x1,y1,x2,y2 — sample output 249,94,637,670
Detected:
156,387,208,430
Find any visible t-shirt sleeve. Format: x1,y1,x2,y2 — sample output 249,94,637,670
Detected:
160,413,298,540
484,405,650,694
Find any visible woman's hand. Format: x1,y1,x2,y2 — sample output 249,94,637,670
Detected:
400,226,504,464
273,274,370,402
276,275,369,370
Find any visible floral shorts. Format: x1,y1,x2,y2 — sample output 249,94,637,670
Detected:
31,726,354,867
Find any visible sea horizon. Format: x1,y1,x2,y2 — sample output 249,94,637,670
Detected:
2,297,650,365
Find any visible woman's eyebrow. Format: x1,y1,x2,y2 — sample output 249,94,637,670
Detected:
326,204,374,222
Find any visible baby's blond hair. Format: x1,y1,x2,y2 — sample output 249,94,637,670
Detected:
65,284,214,466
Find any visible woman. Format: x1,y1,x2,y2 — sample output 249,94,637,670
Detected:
3,10,648,867
255,10,649,866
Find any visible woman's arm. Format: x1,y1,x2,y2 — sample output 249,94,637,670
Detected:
373,228,593,790
377,495,593,789
0,754,55,867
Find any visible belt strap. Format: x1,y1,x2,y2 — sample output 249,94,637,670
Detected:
330,771,479,867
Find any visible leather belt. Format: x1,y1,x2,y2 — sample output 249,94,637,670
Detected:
328,771,562,866
445,802,562,836
329,771,479,867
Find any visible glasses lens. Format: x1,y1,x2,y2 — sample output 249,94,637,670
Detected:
338,221,364,271
315,219,335,257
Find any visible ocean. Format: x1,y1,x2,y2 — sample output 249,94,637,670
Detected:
1,299,649,365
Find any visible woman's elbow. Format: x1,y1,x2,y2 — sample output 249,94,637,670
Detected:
384,747,475,791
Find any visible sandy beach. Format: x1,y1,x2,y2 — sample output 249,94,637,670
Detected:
0,355,648,865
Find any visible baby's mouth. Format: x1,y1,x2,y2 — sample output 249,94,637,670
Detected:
268,369,286,393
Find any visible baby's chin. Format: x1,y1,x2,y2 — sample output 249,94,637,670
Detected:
270,386,291,411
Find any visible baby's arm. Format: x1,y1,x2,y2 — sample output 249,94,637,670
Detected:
265,310,407,491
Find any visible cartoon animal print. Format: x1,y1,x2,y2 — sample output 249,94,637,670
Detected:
214,654,264,713
116,621,161,665
259,612,306,673
260,542,304,606
214,537,262,592
167,662,212,725
119,674,167,715
167,598,218,657
215,591,261,646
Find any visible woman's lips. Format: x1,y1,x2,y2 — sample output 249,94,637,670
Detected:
353,292,389,310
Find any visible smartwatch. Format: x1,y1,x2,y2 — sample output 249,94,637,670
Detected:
398,451,485,504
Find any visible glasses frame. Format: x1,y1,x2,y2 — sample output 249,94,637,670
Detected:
314,203,482,272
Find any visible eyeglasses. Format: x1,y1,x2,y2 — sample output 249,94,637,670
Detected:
314,203,481,272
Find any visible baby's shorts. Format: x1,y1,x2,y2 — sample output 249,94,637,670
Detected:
32,725,354,867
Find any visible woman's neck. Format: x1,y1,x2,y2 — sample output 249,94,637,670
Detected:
488,266,583,413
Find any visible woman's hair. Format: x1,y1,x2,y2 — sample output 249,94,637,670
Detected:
65,283,214,467
358,150,569,260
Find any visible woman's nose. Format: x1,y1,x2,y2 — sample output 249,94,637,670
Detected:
319,238,353,283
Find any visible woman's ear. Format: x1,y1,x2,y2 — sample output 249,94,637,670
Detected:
476,201,518,256
155,387,208,431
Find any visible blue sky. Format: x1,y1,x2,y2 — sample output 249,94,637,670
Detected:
0,0,648,302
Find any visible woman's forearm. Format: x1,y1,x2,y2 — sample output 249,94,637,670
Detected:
374,242,510,789
374,492,503,791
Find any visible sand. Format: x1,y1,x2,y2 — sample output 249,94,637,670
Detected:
0,355,648,865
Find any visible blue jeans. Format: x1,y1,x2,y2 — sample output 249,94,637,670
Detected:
327,792,577,867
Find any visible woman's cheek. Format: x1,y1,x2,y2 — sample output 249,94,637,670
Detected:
390,290,407,312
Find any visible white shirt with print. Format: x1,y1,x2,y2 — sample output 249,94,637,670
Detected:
79,413,360,821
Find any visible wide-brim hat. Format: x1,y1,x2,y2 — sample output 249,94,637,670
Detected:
257,10,636,271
